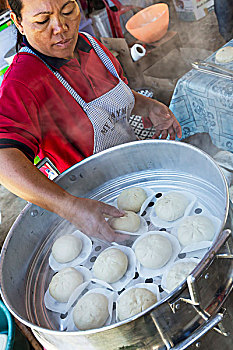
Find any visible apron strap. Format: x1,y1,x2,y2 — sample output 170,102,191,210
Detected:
80,32,120,80
19,33,121,108
19,46,87,108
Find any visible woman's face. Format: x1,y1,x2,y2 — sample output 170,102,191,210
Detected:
11,0,81,59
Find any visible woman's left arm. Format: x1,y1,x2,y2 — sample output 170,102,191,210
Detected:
131,90,182,140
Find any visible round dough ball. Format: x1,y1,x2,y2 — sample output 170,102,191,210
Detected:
49,267,83,303
135,234,172,269
52,234,82,263
73,293,109,330
177,215,215,246
216,46,233,63
154,192,189,222
117,187,147,212
165,261,198,291
93,248,128,283
117,288,157,321
108,211,140,232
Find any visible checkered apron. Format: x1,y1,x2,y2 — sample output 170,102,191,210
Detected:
20,33,137,154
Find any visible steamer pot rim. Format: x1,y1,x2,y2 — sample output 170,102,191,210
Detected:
0,139,229,335
56,139,226,182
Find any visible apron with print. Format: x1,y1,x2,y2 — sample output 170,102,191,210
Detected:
20,32,137,154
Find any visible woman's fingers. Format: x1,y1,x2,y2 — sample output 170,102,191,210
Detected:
152,130,161,139
92,217,126,243
151,120,181,140
161,129,168,139
168,110,182,138
76,213,119,242
101,202,125,217
173,119,182,139
168,125,176,140
98,220,120,242
70,198,126,242
146,100,182,139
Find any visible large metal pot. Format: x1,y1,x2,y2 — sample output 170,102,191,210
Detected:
1,140,233,350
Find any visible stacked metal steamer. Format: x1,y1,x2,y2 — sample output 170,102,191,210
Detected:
1,140,233,350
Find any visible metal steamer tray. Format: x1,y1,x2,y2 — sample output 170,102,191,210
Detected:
1,140,233,350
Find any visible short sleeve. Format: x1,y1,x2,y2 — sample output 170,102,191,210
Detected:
0,78,41,162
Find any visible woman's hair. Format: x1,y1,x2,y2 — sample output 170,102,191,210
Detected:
8,0,23,51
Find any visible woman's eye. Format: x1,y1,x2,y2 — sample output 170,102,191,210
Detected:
63,9,74,16
36,18,49,24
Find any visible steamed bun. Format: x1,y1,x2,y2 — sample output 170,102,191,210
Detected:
177,215,215,246
134,234,172,269
52,234,82,263
117,288,157,321
154,192,189,222
49,267,83,303
73,293,109,330
93,248,128,283
117,187,147,212
165,261,198,291
216,46,233,63
108,211,140,232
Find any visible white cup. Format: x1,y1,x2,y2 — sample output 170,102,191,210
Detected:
130,44,146,62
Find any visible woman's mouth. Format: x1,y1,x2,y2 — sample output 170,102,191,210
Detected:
54,38,73,48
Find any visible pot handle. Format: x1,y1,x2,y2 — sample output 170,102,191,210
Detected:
171,313,223,350
185,229,232,306
192,228,232,273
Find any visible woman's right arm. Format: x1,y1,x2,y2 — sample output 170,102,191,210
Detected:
0,148,123,241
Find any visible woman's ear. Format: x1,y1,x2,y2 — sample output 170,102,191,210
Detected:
10,12,24,34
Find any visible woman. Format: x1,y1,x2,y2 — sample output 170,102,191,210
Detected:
0,0,181,241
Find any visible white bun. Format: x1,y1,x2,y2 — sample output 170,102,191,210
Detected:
73,293,109,330
135,234,172,269
177,215,215,246
117,187,147,212
49,267,83,303
52,234,82,263
165,261,198,291
216,46,233,63
93,248,128,283
117,287,157,321
109,211,140,232
154,192,189,221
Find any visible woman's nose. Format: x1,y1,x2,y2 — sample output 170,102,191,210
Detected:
52,16,68,34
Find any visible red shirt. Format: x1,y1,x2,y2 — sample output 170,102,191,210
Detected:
0,34,128,173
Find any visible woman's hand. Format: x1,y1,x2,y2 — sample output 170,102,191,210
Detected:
132,90,182,140
147,99,182,140
62,196,125,242
0,148,124,243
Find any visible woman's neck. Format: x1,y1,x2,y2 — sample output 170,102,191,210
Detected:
73,50,80,63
